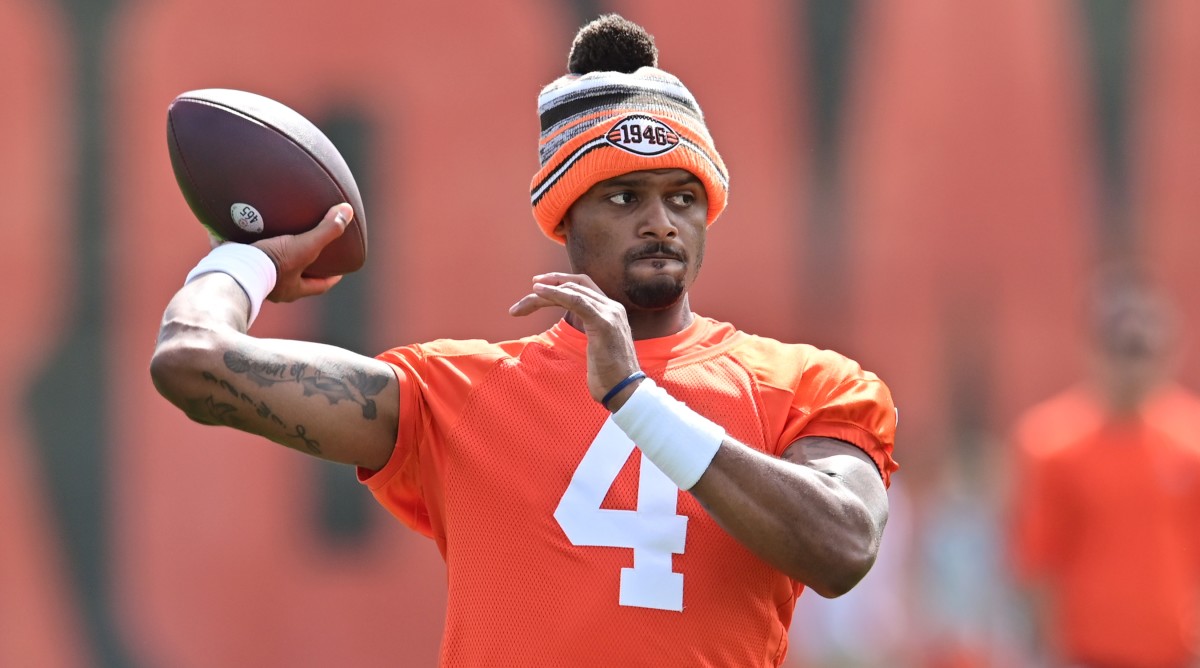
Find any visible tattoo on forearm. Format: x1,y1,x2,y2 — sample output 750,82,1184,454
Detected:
223,349,388,419
290,425,320,452
194,371,321,455
183,394,241,428
181,347,390,455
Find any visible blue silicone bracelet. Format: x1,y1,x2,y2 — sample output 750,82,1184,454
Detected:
601,371,647,409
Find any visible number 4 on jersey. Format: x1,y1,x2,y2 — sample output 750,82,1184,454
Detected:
554,417,688,612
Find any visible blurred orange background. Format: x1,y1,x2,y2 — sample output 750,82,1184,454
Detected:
3,0,1198,666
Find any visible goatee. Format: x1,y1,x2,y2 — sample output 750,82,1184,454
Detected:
622,240,698,309
625,276,686,309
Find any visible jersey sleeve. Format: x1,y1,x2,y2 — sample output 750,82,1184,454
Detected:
356,339,512,540
356,344,435,537
1008,440,1057,582
1006,404,1072,583
781,349,899,487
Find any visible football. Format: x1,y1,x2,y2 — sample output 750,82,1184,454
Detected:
166,88,367,277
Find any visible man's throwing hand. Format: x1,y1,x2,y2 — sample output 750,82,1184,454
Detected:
253,203,351,303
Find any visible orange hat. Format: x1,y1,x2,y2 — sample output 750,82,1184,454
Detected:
530,15,729,244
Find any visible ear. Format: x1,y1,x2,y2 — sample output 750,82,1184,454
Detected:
554,219,567,240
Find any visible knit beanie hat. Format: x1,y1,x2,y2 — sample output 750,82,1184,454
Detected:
530,14,729,244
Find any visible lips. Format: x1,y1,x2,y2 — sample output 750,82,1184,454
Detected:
628,243,687,264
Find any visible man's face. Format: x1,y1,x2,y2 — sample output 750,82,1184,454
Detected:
1092,285,1176,412
557,168,708,312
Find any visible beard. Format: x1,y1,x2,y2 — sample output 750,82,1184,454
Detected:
624,273,686,309
621,240,702,309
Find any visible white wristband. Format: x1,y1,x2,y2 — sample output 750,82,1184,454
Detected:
184,243,277,327
611,378,725,490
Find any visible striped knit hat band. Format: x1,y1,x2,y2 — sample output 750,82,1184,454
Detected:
530,23,728,244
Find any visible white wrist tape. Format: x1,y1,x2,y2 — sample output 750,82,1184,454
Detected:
184,243,277,327
611,378,725,490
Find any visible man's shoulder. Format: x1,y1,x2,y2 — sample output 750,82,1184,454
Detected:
1013,385,1101,457
1149,383,1200,447
376,331,553,370
413,335,541,359
1154,383,1200,415
706,321,881,389
696,317,819,357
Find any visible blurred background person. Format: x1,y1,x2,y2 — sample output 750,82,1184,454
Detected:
1007,269,1200,668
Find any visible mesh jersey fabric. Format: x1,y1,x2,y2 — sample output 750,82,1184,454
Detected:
1009,383,1200,668
360,315,898,667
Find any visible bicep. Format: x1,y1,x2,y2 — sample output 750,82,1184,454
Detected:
781,436,889,530
152,327,399,470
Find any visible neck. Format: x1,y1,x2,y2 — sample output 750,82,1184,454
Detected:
1089,359,1166,420
565,295,694,341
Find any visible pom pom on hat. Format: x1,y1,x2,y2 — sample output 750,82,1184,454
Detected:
568,14,658,74
530,14,728,244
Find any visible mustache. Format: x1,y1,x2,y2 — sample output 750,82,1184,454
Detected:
625,242,688,263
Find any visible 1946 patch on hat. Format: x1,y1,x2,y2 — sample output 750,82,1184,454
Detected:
605,115,681,157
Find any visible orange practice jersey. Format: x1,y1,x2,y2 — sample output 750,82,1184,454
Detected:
360,316,898,667
1009,384,1200,668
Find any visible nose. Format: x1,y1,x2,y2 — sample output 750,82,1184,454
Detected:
639,199,678,240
